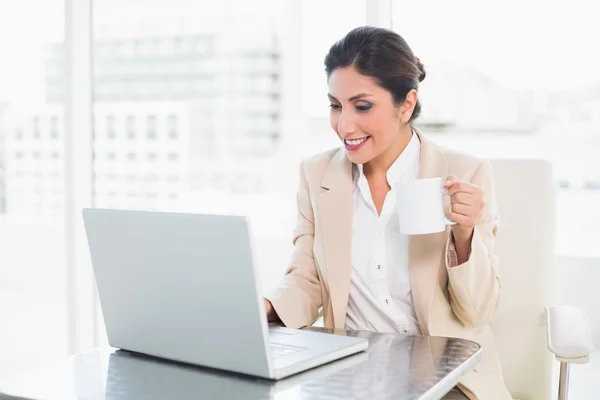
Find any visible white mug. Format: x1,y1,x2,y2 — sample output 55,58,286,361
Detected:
393,177,455,235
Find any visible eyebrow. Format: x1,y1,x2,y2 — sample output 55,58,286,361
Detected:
327,93,373,102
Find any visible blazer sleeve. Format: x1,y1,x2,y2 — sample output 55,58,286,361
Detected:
445,159,502,328
265,161,323,328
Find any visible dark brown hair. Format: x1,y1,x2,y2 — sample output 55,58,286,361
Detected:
324,26,426,123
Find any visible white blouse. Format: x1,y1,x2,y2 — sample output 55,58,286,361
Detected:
345,132,422,335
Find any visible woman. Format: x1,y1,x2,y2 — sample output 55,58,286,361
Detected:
264,26,511,400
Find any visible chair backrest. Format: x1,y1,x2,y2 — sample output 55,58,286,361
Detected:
489,158,556,400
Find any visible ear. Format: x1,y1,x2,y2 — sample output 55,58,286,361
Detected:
399,89,418,124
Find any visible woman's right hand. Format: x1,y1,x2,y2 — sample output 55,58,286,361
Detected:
264,298,280,323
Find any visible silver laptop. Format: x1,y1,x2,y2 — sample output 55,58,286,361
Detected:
82,208,368,380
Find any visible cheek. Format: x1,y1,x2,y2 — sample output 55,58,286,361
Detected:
360,112,386,138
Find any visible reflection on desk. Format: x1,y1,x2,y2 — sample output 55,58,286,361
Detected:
105,349,367,399
0,329,480,400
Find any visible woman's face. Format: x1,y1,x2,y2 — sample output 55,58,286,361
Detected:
327,66,416,166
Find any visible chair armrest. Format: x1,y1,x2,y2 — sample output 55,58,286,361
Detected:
545,305,594,363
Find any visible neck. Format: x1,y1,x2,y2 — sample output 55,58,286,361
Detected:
363,125,413,179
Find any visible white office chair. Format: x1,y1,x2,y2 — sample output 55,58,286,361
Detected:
490,158,594,400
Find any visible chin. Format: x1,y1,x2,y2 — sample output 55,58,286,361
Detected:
344,149,372,165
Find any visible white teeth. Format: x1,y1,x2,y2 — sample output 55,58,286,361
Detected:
346,137,368,146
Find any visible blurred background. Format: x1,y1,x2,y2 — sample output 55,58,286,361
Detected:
0,0,598,385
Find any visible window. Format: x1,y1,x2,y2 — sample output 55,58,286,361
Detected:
0,0,68,378
147,152,157,161
33,116,41,139
144,174,158,183
126,115,135,139
106,115,115,139
146,115,157,139
167,153,178,162
107,152,116,161
126,152,137,161
50,116,59,139
167,115,178,139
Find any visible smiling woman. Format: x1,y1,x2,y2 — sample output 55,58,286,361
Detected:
265,26,512,400
324,26,425,167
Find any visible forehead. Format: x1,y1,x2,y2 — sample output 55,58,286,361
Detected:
327,67,384,99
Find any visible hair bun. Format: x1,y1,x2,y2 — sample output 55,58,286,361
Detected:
415,57,426,83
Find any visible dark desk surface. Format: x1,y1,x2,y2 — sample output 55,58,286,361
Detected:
0,327,480,400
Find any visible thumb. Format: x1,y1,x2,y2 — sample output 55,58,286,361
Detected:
443,175,458,188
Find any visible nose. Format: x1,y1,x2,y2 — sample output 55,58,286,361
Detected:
337,110,356,137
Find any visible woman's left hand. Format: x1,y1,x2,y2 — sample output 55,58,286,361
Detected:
443,175,486,240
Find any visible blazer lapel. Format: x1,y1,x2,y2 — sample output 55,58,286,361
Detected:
409,128,450,334
317,149,353,329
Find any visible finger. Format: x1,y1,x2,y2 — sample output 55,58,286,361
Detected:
450,206,484,222
453,192,486,211
451,202,473,216
451,192,473,206
448,212,474,227
443,175,459,188
447,181,479,197
447,182,464,197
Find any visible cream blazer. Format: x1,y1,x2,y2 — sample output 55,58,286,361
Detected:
266,129,512,400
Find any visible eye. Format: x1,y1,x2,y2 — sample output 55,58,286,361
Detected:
329,104,341,111
356,103,372,112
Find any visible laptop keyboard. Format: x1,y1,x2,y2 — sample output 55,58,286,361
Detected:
270,342,306,358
